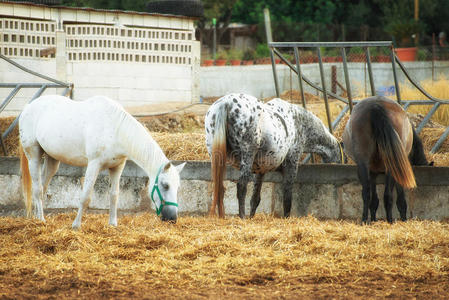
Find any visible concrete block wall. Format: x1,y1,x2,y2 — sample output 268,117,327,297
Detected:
1,157,448,221
0,2,200,115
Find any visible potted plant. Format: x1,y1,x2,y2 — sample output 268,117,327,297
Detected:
370,47,391,63
242,49,255,65
201,54,214,67
215,50,228,66
254,43,271,64
348,47,366,62
386,18,422,61
227,49,243,66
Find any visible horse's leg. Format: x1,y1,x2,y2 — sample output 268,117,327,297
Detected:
108,160,126,227
356,162,371,224
383,174,395,223
281,156,299,218
42,155,60,197
369,172,379,222
236,152,256,219
249,173,264,218
27,146,44,221
72,160,101,229
395,184,407,221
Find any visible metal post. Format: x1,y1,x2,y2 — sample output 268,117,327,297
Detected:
341,47,353,112
294,47,306,109
391,46,401,103
212,18,216,60
365,47,376,96
317,47,333,133
270,49,280,97
264,8,279,97
264,8,273,43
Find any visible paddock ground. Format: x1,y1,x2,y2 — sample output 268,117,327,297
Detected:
1,213,448,299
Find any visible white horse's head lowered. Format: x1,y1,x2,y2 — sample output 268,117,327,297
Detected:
150,162,186,222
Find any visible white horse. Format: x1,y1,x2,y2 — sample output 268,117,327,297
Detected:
19,95,185,228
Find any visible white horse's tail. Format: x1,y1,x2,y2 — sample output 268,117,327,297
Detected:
210,102,228,218
19,142,32,217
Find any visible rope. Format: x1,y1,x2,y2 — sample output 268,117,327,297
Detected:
132,102,210,117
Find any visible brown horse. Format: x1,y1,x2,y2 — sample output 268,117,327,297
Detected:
342,96,430,223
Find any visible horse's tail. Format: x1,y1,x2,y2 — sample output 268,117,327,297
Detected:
19,142,32,217
370,105,416,189
210,102,228,218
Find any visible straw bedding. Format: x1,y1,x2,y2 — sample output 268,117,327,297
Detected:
0,213,448,298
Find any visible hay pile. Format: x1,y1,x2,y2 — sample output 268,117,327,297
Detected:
0,214,448,298
0,116,19,156
152,132,209,161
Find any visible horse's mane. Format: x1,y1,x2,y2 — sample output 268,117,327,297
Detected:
106,102,166,173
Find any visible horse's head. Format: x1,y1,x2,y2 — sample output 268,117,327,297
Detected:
325,139,347,164
150,162,186,223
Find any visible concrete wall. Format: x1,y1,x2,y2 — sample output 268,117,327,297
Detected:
1,157,448,221
199,61,449,99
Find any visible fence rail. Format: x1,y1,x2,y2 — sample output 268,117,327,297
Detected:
0,53,72,156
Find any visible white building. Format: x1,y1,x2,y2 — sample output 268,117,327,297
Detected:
0,1,200,113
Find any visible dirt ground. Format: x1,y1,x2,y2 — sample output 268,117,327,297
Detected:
1,214,448,299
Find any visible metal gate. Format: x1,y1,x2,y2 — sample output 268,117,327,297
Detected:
268,41,449,154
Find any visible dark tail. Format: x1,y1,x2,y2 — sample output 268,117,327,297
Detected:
210,103,228,218
409,126,429,166
19,142,32,217
370,105,416,189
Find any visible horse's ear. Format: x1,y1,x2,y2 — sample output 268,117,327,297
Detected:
175,162,186,174
163,162,171,172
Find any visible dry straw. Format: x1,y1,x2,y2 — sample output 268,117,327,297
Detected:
0,213,448,298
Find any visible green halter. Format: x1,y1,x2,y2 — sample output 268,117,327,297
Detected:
151,164,178,216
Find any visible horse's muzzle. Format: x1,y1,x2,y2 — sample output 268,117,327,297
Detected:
161,206,178,223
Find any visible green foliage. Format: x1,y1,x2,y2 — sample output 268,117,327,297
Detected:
255,43,270,58
242,49,256,60
385,19,423,47
227,48,243,60
216,50,228,60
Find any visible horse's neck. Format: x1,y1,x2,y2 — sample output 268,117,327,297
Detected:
301,109,338,160
117,113,169,178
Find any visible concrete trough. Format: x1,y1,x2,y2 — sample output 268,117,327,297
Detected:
0,157,448,221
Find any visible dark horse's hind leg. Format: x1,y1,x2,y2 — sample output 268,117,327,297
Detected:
395,184,407,221
369,172,379,222
356,162,371,224
384,174,396,223
249,173,265,218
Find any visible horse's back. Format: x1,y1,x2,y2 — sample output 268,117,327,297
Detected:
20,95,127,166
343,96,413,169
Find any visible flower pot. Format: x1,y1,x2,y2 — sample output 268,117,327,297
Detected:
395,47,417,62
229,59,241,66
242,60,254,65
201,59,213,67
255,57,271,64
214,59,227,66
374,55,391,63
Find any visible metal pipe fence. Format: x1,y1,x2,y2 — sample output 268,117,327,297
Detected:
0,53,73,155
267,41,449,157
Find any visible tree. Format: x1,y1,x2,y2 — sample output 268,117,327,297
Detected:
197,0,239,50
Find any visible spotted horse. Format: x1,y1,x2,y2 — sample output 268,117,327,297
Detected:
205,93,344,218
